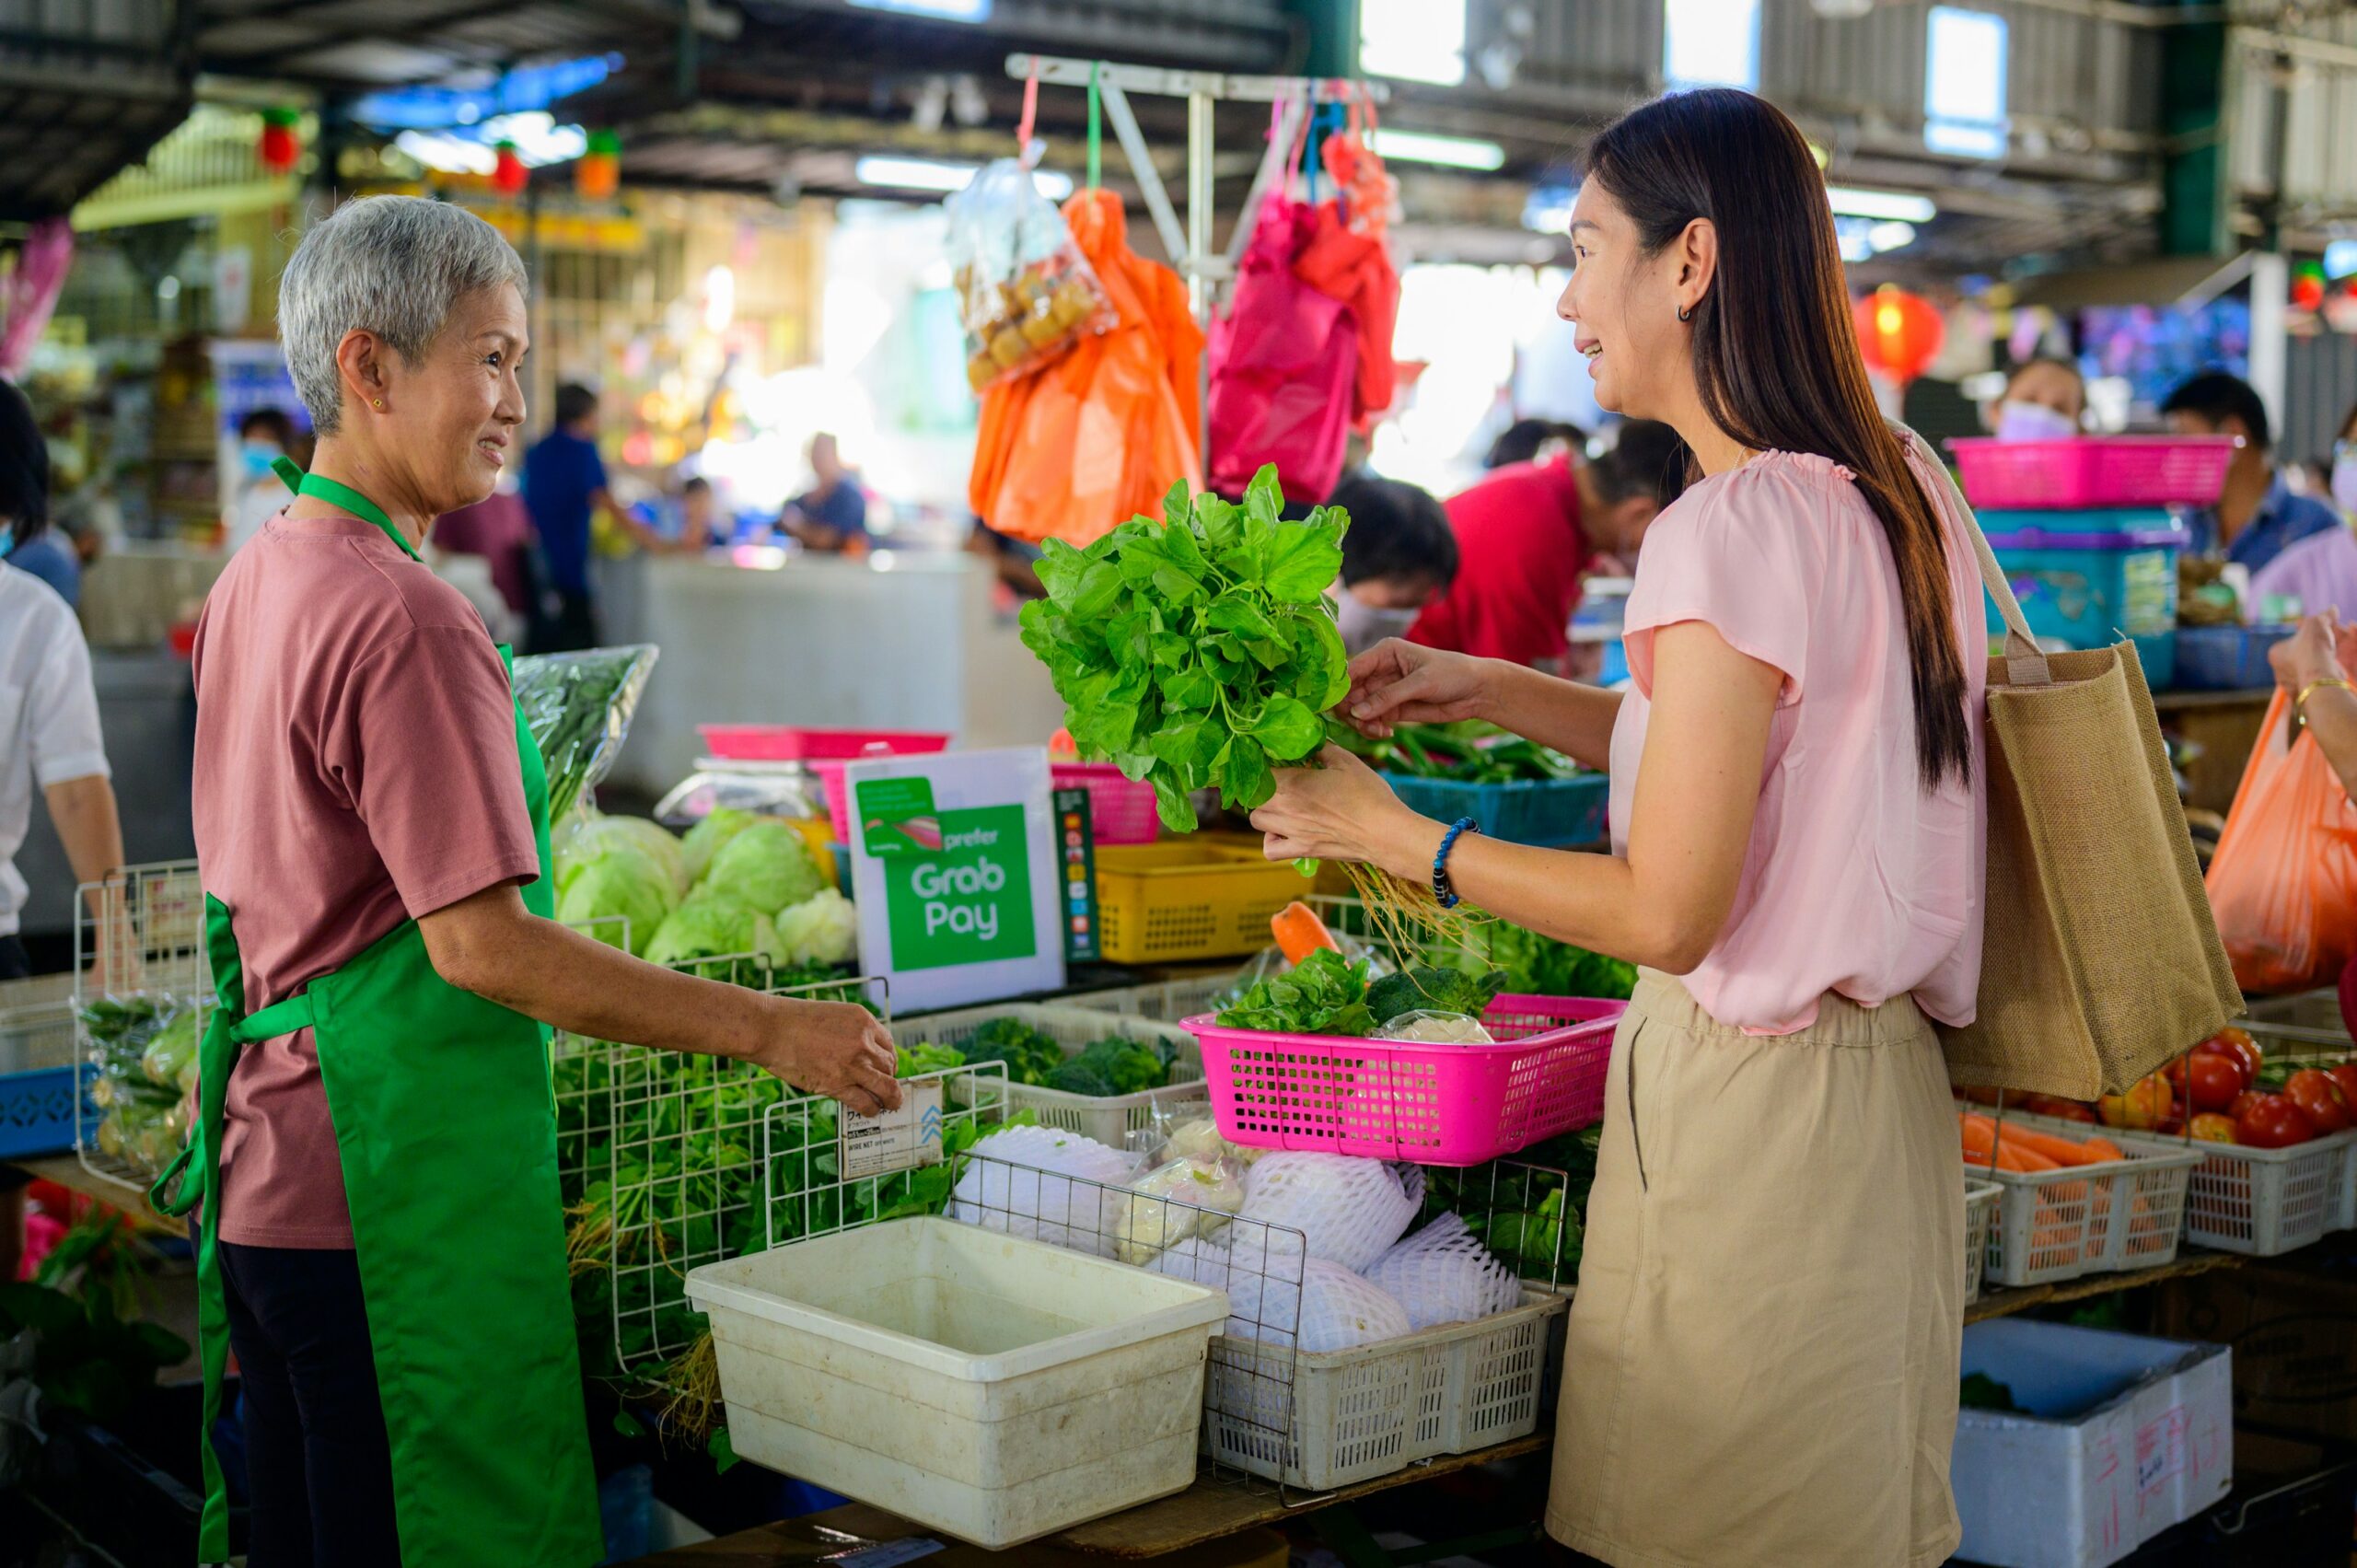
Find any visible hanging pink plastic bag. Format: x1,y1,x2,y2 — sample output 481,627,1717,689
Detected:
1208,194,1357,502
2204,689,2357,993
947,157,1118,394
1294,95,1401,426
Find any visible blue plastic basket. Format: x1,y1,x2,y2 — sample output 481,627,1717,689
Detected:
0,1064,81,1160
1381,771,1611,848
2173,625,2293,691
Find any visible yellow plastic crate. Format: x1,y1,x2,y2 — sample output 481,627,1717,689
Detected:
1094,835,1309,963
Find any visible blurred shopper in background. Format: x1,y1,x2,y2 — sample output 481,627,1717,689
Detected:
226,407,300,555
2247,402,2357,621
1988,357,2085,440
781,432,868,552
523,382,681,650
2165,370,2340,575
1326,472,1459,657
1484,417,1588,470
1410,419,1688,670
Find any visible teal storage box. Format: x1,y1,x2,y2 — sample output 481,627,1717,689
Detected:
1982,522,2181,686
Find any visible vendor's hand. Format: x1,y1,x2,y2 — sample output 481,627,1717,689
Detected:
1341,640,1497,738
1249,745,1442,878
2271,610,2347,693
752,999,901,1118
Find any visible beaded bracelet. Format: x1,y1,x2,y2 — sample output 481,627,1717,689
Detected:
1433,817,1480,910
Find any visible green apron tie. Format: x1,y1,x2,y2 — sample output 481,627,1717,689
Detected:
272,454,423,563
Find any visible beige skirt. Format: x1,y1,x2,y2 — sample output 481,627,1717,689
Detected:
1546,972,1965,1568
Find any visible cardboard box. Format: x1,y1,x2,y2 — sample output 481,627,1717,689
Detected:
1952,1319,2233,1568
2154,1258,2357,1443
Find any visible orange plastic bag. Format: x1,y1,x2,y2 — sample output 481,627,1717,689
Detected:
969,189,1203,547
2204,687,2357,993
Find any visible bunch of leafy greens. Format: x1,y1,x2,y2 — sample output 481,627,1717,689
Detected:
1216,947,1376,1037
1422,1125,1602,1284
1020,467,1351,832
955,1016,1067,1086
1468,923,1637,1002
1367,966,1510,1028
1342,720,1578,784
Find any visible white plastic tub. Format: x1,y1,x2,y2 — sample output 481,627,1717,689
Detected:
686,1216,1230,1548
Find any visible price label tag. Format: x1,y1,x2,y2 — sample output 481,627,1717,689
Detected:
839,1078,946,1181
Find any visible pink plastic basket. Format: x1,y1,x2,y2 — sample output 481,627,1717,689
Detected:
697,726,950,763
1185,995,1627,1166
1946,436,2238,510
1051,761,1161,845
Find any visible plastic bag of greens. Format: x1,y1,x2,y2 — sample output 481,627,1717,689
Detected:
510,645,658,826
82,992,201,1179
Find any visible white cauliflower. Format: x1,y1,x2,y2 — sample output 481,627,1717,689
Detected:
773,888,858,966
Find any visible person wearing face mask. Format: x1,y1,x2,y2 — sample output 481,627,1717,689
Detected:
1409,419,1687,672
2246,403,2357,621
2165,370,2340,575
224,407,298,555
1989,356,2085,441
1323,473,1458,657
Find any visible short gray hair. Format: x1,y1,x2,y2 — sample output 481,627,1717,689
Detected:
278,196,528,434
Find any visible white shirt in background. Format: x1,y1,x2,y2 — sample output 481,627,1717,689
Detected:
0,563,110,936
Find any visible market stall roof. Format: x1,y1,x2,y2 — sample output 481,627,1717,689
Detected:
0,6,193,221
188,0,681,87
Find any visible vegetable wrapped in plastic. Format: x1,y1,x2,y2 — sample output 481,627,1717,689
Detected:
947,158,1116,393
509,645,658,826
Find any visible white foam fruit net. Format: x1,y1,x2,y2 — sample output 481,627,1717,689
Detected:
1151,1240,1410,1353
1237,1153,1418,1272
1364,1212,1524,1331
948,1125,1137,1256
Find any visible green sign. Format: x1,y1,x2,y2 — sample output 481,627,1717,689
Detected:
853,776,939,856
880,804,1038,970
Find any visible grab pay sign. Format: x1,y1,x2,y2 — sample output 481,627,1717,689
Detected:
844,748,1064,1013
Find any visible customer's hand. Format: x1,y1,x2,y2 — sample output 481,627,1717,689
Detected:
2271,610,2348,693
749,998,901,1118
1250,745,1436,877
1341,640,1498,738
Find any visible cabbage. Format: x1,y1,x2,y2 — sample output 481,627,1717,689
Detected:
702,821,824,914
643,892,784,969
681,807,761,885
557,813,687,898
555,843,679,955
774,888,858,966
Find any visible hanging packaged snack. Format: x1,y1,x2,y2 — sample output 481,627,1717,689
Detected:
949,158,1118,394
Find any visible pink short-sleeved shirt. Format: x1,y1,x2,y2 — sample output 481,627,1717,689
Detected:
192,511,542,1248
1606,436,1988,1035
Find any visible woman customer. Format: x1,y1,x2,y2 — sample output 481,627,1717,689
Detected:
1249,89,1981,1568
2247,401,2357,621
168,195,900,1568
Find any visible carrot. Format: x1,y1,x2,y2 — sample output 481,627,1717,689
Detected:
1962,1115,2062,1173
1997,1124,2119,1168
1271,900,1341,965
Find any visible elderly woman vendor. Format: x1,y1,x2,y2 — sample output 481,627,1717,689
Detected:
164,196,900,1568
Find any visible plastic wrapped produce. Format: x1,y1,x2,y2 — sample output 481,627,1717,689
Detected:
1237,1152,1417,1272
1374,1010,1494,1045
81,993,201,1180
1110,1155,1248,1264
510,645,658,826
948,1125,1136,1256
948,159,1116,394
1154,1239,1408,1351
1364,1213,1523,1330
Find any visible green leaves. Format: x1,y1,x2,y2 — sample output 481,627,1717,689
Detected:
1021,468,1353,831
1216,947,1376,1037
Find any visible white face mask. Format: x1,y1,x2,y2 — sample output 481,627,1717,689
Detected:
1994,401,2079,442
1334,592,1422,657
2333,453,2357,517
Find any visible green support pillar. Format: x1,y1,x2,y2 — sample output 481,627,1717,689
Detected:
2159,2,2232,257
1287,0,1361,79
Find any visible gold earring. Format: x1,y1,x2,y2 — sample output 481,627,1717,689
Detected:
372,398,384,410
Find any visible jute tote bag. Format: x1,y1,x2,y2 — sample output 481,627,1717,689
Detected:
1931,461,2242,1099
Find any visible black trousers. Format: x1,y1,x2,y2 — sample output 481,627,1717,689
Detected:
220,1241,401,1567
0,934,28,981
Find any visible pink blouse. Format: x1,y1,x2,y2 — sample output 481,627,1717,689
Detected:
1606,436,1988,1035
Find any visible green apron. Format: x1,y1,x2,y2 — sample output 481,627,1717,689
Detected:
154,464,603,1567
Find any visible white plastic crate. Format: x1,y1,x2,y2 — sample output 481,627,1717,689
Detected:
1202,1286,1570,1490
891,1003,1204,1150
1063,972,1243,1024
1978,1101,2354,1260
1980,1135,2200,1289
686,1216,1229,1549
2340,1136,2357,1234
1964,1179,2000,1307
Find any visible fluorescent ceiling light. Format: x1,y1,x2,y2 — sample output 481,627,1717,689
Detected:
2326,238,2357,280
1826,185,1937,223
392,110,585,176
853,156,1071,199
1362,0,1467,86
1367,130,1506,171
848,0,991,17
1867,219,1918,253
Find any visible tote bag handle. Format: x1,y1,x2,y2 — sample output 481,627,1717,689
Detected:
1899,426,2052,689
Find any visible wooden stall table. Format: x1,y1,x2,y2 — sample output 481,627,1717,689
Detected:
2152,687,2277,818
1966,1248,2246,1326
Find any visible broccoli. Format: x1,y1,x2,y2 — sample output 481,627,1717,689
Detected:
961,1016,1065,1086
1075,1037,1169,1095
1044,1060,1117,1098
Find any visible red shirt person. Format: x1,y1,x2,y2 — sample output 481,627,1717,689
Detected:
1410,421,1687,669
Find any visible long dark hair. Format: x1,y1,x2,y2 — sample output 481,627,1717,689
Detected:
1587,88,1971,790
0,378,49,548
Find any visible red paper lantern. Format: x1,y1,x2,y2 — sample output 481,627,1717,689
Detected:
1852,286,1945,385
492,141,529,196
575,129,620,202
257,108,302,174
2292,263,2328,313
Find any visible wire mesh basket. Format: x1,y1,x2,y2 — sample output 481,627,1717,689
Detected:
73,860,207,1194
1964,1179,2001,1307
888,1002,1206,1150
0,981,80,1160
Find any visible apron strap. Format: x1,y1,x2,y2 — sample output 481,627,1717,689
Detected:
273,455,423,563
234,991,318,1043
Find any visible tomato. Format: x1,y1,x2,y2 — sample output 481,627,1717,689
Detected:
2184,1051,2245,1114
2097,1073,2172,1132
2330,1063,2357,1109
2235,1094,2320,1149
2189,1113,2240,1144
2285,1070,2353,1134
2044,1100,2097,1123
2156,1114,2187,1136
2227,1089,2267,1121
2194,1037,2256,1092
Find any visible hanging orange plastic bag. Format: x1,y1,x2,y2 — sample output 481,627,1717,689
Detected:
970,189,1204,547
1293,93,1400,426
2204,688,2357,993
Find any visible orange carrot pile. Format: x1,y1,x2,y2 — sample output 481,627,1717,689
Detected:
1960,1112,2123,1173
